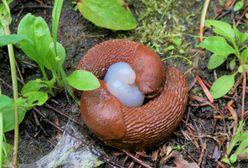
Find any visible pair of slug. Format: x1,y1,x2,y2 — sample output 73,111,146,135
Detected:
78,39,188,151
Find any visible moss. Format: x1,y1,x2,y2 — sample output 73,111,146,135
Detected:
118,0,202,64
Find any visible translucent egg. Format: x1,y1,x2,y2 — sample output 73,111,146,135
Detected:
104,62,144,107
104,62,136,84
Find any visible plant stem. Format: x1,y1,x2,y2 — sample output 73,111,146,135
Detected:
4,26,19,168
40,65,48,81
0,113,3,168
199,0,211,42
241,64,246,120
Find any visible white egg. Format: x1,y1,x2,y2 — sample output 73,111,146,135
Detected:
104,62,144,107
104,62,136,84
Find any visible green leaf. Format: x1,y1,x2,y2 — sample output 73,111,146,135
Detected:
0,34,30,47
229,154,237,164
237,64,248,73
233,26,248,45
0,95,27,132
0,0,12,27
207,54,226,70
77,0,137,30
2,142,12,166
44,42,66,72
222,157,231,164
17,13,51,66
223,120,248,165
52,0,64,56
198,36,235,56
22,91,48,106
66,70,100,91
241,47,248,63
210,74,235,99
205,20,235,43
21,79,47,95
233,1,244,11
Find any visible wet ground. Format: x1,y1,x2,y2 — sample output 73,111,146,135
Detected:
0,0,247,167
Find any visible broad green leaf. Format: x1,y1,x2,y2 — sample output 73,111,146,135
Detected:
17,13,51,66
237,64,248,73
233,26,248,45
44,42,66,72
198,36,235,56
52,0,64,56
233,1,244,11
77,0,137,30
66,70,100,91
21,79,47,95
0,34,30,47
210,74,235,99
241,47,248,63
207,54,226,70
205,20,235,43
0,95,27,132
22,91,48,106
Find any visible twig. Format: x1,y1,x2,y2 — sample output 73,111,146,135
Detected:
90,147,125,168
33,107,84,142
196,75,214,103
44,103,82,126
241,69,247,120
227,100,238,136
198,143,206,166
32,111,48,136
123,151,152,168
15,61,24,84
236,7,248,26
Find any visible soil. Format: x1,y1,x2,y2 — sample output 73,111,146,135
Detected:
0,0,247,168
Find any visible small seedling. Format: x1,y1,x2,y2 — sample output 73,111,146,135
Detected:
198,20,248,99
222,120,248,166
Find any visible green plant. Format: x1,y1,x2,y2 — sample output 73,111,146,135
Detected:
222,120,248,166
76,0,137,30
198,20,248,99
17,2,100,96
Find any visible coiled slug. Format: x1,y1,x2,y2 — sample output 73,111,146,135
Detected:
78,39,188,150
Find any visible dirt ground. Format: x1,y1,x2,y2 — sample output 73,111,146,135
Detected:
0,0,247,167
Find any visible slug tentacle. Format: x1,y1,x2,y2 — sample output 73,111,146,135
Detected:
78,39,188,151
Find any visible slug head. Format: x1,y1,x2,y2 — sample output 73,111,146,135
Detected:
132,45,164,97
80,81,126,140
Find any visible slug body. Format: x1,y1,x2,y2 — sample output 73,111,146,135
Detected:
78,40,188,150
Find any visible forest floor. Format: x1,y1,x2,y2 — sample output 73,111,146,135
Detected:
0,0,247,167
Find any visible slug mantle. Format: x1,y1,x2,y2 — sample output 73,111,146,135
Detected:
78,39,188,151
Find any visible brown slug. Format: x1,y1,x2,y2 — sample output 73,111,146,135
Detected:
78,39,188,151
